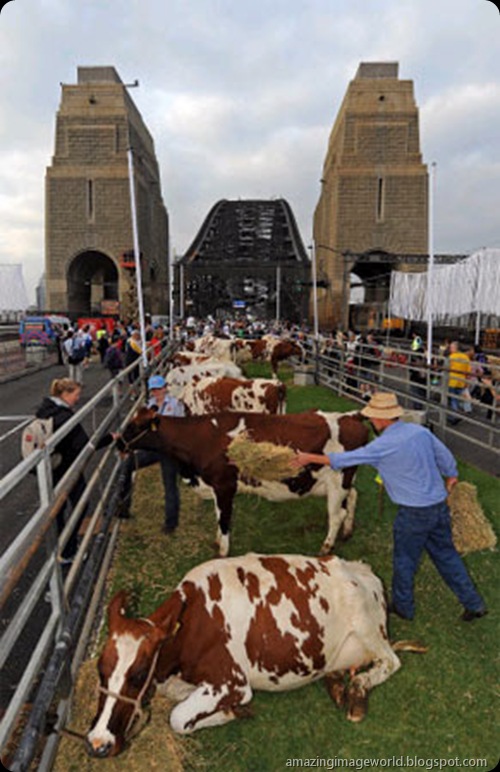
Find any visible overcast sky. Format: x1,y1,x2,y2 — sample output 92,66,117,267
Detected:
0,0,499,304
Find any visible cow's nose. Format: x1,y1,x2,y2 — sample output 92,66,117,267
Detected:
86,738,113,758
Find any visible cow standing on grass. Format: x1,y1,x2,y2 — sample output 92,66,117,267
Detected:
180,376,287,415
118,407,369,556
164,361,243,399
86,552,424,756
234,336,305,377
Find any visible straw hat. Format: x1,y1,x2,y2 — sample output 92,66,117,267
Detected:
361,392,404,420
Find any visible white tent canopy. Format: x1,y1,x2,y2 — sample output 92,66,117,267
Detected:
389,248,500,322
0,264,30,312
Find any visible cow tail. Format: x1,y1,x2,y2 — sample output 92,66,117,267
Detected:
391,639,428,654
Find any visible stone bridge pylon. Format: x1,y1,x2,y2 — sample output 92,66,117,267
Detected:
45,66,169,320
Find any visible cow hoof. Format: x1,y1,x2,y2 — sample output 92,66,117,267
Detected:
325,674,346,708
346,688,368,722
319,544,332,556
232,704,254,720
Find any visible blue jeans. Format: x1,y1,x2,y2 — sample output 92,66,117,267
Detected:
448,386,465,412
119,450,180,530
392,500,484,618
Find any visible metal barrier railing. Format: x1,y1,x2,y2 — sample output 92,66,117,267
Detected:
0,341,177,770
303,336,499,461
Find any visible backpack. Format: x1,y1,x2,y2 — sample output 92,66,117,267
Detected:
21,417,54,459
68,336,86,364
104,345,122,371
21,417,63,470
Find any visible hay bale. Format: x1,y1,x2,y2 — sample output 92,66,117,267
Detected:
486,354,500,381
227,432,300,481
448,481,497,554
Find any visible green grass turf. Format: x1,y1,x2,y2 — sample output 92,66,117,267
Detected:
59,369,499,772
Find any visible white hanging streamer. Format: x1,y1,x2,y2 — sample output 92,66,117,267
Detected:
389,248,500,323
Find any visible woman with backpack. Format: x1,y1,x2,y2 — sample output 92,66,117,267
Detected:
35,378,116,562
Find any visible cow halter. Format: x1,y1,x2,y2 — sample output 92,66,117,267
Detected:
120,422,156,454
97,633,161,743
59,624,161,748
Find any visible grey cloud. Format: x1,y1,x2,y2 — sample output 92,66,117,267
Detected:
1,0,500,302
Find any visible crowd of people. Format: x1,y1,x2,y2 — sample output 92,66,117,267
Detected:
315,327,499,422
46,314,500,427
51,318,171,386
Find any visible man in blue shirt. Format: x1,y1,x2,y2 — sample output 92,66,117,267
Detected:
292,392,487,622
117,374,185,533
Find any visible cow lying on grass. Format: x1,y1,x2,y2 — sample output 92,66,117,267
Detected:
87,553,424,756
118,407,369,556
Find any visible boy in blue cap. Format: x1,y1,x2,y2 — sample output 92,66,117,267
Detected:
118,374,185,533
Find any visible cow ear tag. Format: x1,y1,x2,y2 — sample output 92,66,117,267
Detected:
151,422,158,432
168,621,181,638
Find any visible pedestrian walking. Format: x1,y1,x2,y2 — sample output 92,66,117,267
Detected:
63,330,87,385
124,329,143,391
103,339,125,380
96,327,109,363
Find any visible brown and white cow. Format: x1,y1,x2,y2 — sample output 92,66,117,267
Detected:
180,376,287,416
235,336,305,376
87,553,408,756
165,361,243,398
269,338,304,376
118,407,369,556
169,351,214,367
191,334,237,361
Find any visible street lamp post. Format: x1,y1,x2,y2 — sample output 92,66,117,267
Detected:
308,241,319,339
341,252,350,332
123,79,148,367
168,237,175,340
426,162,437,366
127,146,148,368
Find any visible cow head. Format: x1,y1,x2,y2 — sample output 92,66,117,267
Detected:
117,407,160,453
280,339,305,361
86,590,181,757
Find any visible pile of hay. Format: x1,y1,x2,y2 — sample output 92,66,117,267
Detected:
449,481,497,554
227,432,300,481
